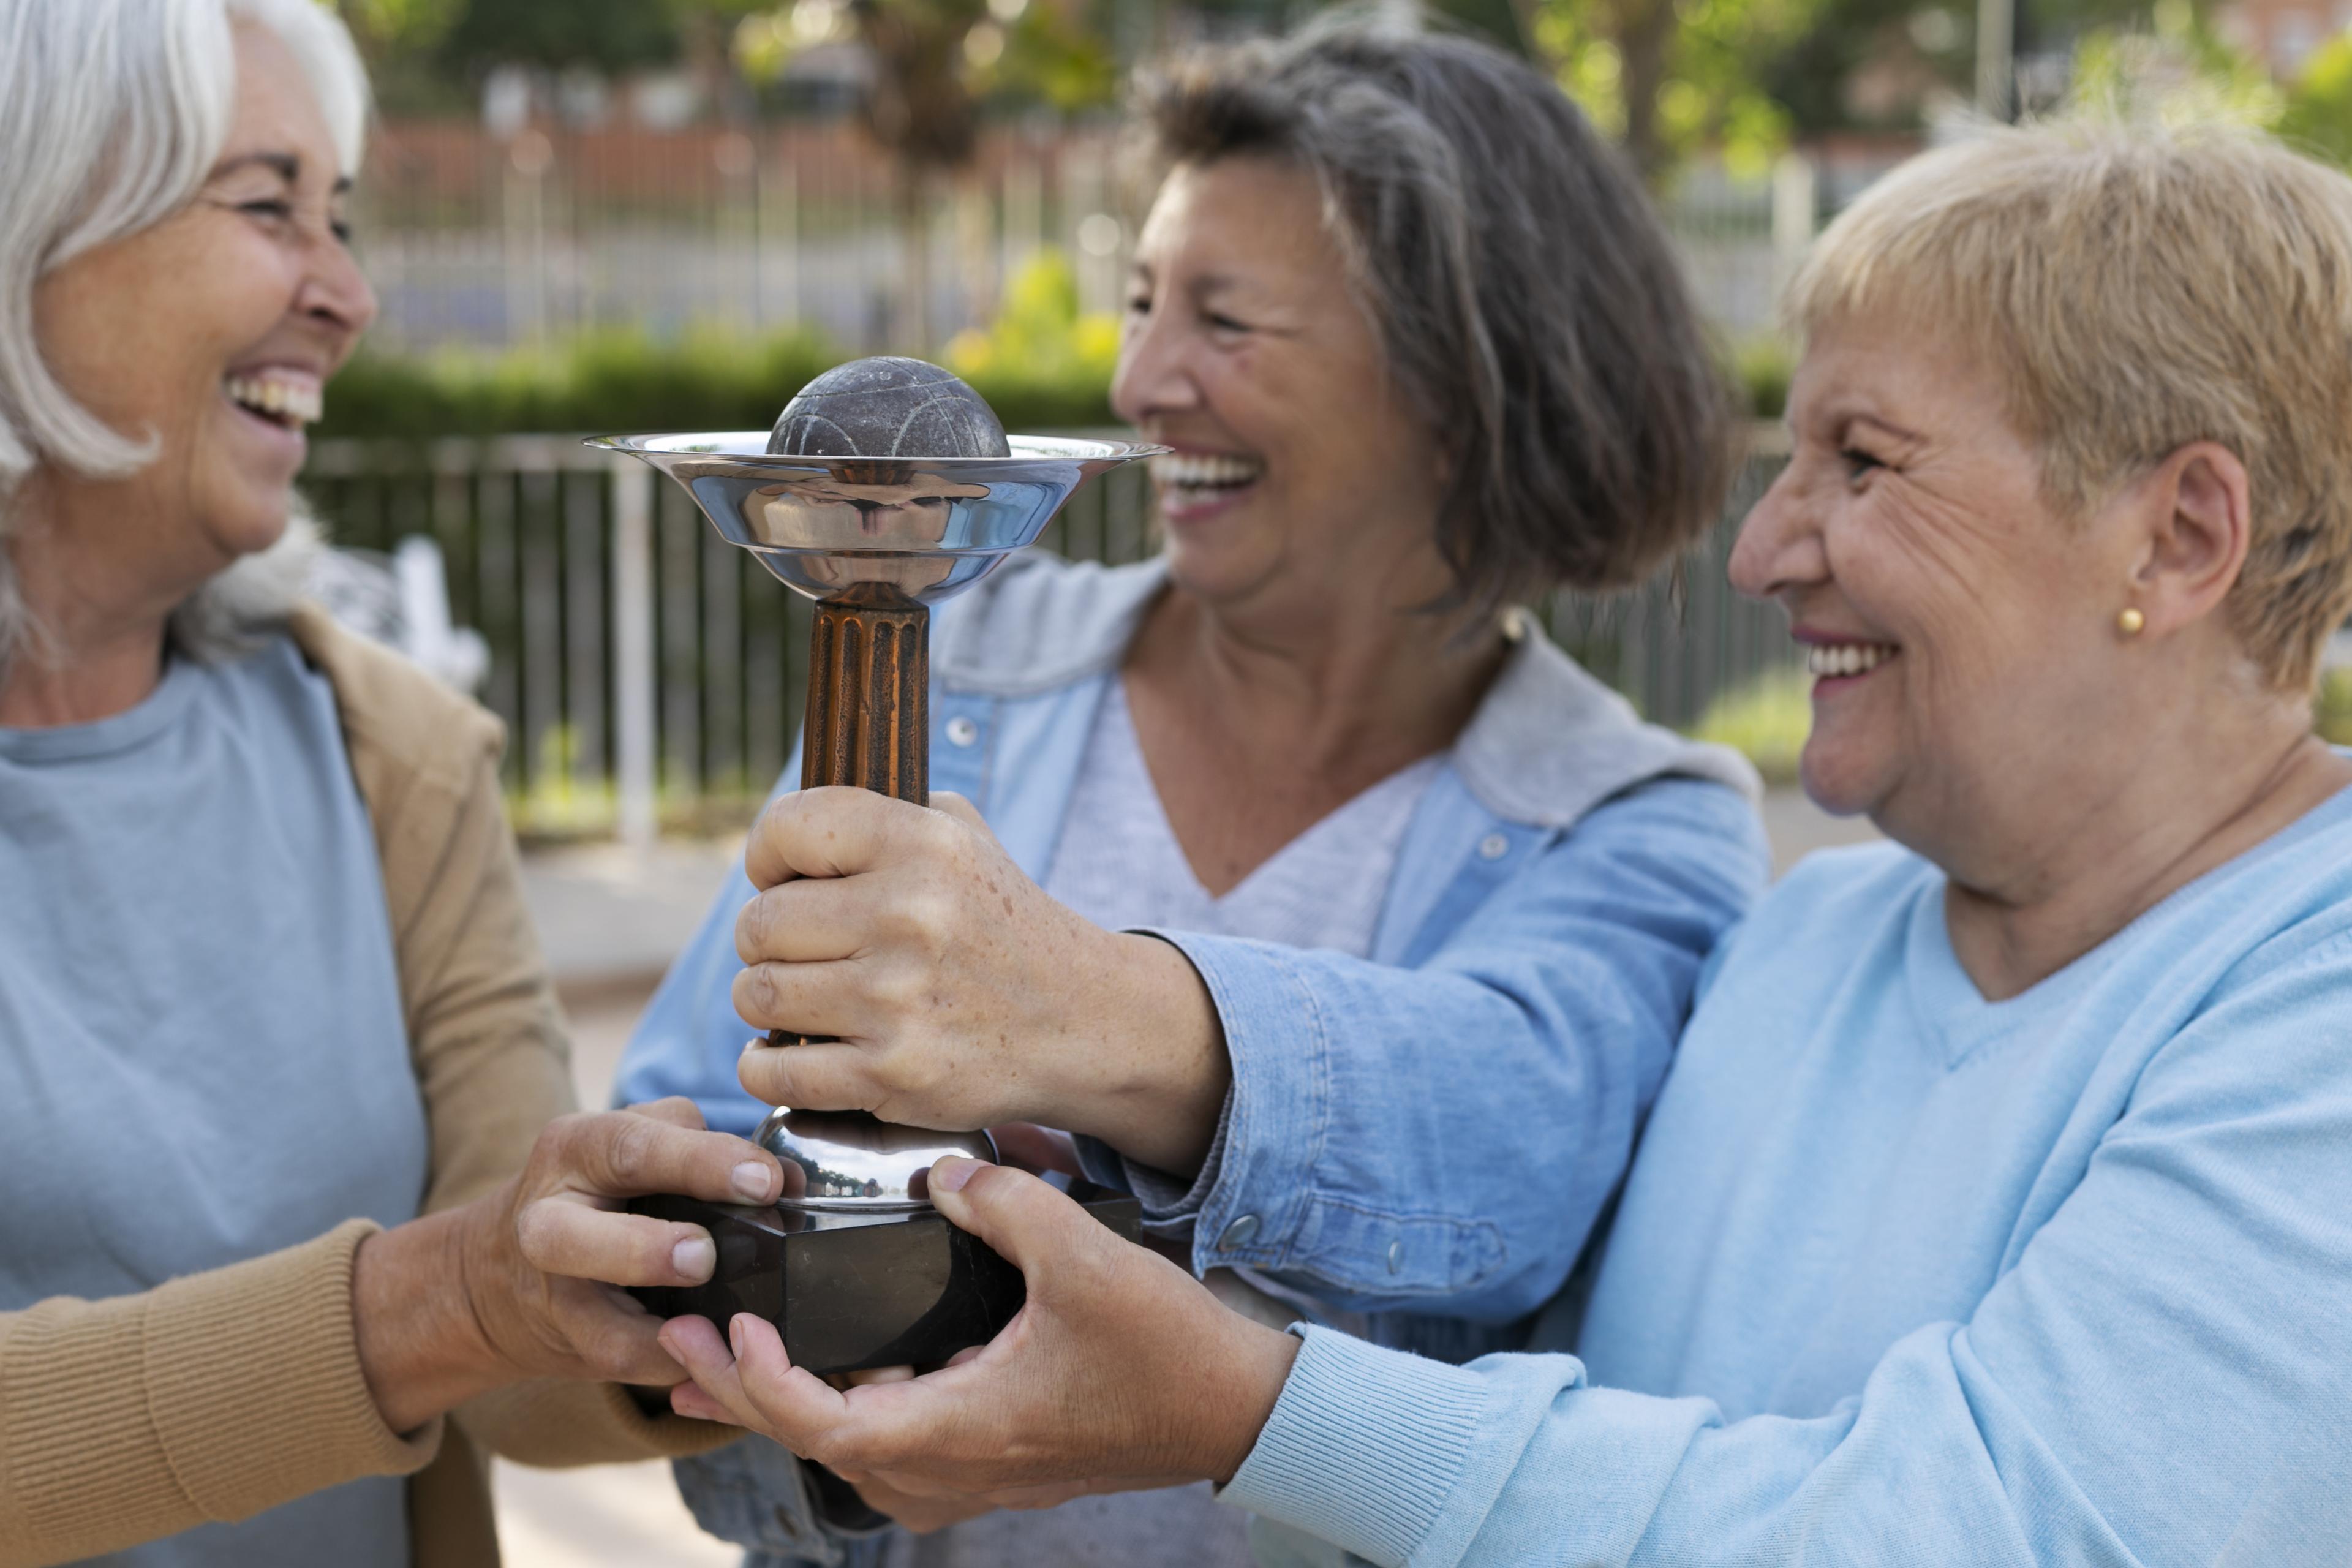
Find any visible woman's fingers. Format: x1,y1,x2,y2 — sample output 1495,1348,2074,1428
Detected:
921,1158,1107,1281
733,878,867,968
745,786,938,891
736,1038,883,1114
731,959,875,1044
514,1197,720,1288
541,1110,782,1207
624,1096,709,1130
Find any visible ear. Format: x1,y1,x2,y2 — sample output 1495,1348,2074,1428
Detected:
2130,442,2252,638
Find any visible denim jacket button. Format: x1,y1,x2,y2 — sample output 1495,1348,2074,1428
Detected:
1477,832,1510,861
1216,1213,1261,1250
945,715,979,747
1387,1240,1404,1274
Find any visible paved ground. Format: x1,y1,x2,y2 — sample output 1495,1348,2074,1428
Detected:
495,790,1879,1564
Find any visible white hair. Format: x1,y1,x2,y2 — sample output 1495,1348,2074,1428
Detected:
0,0,370,670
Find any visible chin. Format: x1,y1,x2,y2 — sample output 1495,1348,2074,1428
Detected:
197,499,296,570
1796,739,1888,820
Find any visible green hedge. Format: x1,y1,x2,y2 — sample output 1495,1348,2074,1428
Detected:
315,324,1120,442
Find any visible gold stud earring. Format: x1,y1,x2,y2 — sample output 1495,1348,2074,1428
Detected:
2117,606,2146,637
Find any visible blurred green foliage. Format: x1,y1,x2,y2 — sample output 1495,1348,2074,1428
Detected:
1733,335,1795,419
2277,36,2352,167
942,251,1123,424
2315,667,2352,746
1689,664,1812,783
318,251,1120,439
317,326,836,439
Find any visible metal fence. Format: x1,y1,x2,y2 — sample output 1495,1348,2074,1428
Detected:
302,431,1795,839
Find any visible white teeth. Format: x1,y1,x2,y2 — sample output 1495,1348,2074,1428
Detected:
1149,452,1264,489
224,374,321,427
1807,642,1896,677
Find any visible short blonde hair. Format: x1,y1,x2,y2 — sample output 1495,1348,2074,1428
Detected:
1788,119,2352,690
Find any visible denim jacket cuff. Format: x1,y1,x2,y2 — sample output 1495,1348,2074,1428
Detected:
1072,1090,1234,1245
673,1438,896,1566
1131,929,1331,1278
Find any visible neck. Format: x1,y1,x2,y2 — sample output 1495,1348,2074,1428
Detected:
0,483,182,728
1131,570,1507,778
1936,680,2351,1001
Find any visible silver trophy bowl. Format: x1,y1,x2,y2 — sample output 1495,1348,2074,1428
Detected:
587,432,1164,606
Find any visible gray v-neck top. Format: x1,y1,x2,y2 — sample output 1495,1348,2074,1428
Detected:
1042,677,1442,957
0,635,426,1568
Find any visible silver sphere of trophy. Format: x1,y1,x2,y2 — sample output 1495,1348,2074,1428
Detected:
591,359,1162,1373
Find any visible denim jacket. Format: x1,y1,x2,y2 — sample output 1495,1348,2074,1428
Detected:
614,552,1769,1560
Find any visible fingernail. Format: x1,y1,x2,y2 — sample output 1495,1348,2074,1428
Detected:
932,1156,980,1193
732,1161,776,1202
673,1235,715,1282
729,1314,747,1359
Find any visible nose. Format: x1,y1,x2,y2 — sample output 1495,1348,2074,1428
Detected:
1110,301,1200,428
1727,456,1828,603
298,227,378,347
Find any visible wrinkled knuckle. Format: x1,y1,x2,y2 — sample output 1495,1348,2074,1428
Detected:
601,1114,664,1184
512,1200,560,1267
906,885,961,943
734,895,775,962
735,964,781,1023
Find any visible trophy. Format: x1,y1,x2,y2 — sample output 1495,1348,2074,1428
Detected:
592,359,1162,1374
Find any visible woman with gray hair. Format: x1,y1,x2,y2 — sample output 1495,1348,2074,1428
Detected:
619,16,1766,1566
665,117,2352,1567
0,4,785,1563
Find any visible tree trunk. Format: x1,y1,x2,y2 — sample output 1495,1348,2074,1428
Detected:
894,170,932,354
1616,0,1678,187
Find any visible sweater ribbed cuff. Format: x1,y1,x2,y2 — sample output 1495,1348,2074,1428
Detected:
1219,1325,1487,1567
2,1220,439,1563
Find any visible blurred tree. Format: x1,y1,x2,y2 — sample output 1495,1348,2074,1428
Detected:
736,0,1116,349
2266,32,2352,160
430,0,684,73
1514,0,1828,181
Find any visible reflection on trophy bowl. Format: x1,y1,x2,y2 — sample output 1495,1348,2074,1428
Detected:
761,1107,1000,1212
583,432,1167,605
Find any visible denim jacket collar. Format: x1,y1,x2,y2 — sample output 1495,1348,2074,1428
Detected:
934,552,1758,831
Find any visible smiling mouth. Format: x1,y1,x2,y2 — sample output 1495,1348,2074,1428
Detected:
1149,451,1264,510
223,372,322,429
1806,641,1899,678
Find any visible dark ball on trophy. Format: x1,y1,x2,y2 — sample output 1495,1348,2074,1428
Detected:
768,356,1011,459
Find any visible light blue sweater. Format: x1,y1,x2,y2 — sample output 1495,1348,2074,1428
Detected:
1227,788,2352,1567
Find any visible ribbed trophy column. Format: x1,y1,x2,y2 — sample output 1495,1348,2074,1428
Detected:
799,583,929,805
768,583,928,1053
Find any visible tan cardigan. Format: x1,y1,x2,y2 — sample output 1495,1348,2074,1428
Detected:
0,607,734,1567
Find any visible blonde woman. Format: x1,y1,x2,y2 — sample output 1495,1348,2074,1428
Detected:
0,4,779,1563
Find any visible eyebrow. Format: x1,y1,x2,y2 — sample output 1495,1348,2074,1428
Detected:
209,150,353,194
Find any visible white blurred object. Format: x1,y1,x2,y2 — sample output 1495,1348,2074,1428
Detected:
309,538,491,695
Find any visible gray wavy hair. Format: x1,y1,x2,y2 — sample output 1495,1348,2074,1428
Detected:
1132,13,1735,613
0,0,369,672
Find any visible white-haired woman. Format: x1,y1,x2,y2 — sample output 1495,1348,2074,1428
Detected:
0,5,783,1564
662,120,2352,1567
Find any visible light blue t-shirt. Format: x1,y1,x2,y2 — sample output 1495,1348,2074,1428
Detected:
0,634,427,1568
1231,783,2352,1567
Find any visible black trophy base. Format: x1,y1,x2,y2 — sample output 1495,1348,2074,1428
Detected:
628,1184,1143,1376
